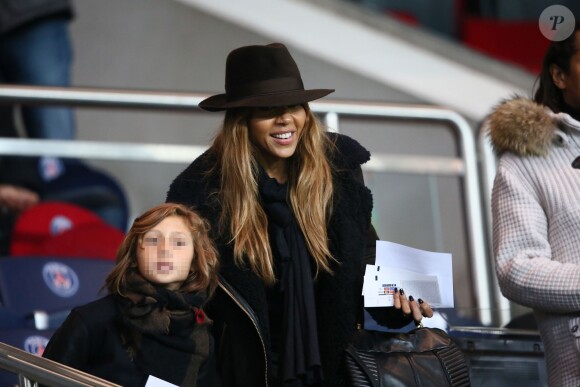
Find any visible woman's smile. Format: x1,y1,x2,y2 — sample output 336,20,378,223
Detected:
248,105,306,181
270,130,295,144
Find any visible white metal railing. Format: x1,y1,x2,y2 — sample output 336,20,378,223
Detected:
0,138,207,163
0,85,203,111
478,121,511,326
0,85,493,324
0,342,120,387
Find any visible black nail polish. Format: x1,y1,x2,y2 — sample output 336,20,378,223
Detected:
399,288,404,295
418,298,424,304
394,287,398,293
409,295,414,302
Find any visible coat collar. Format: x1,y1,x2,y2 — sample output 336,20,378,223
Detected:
488,97,580,157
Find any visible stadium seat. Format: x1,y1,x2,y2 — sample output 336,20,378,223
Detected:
0,257,113,386
0,257,113,317
10,202,124,261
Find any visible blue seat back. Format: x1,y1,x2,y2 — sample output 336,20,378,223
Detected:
0,257,113,314
0,257,113,385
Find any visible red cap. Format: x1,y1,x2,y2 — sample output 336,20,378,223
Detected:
11,202,124,260
37,224,124,261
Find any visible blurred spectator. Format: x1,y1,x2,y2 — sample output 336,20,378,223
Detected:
0,154,130,256
0,0,75,140
0,0,75,254
0,145,43,255
0,1,130,256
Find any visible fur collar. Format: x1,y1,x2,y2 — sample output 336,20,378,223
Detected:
488,97,580,156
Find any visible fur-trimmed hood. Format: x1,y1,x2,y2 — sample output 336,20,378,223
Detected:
488,97,580,156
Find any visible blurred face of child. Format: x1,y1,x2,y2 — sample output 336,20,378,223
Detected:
137,215,194,290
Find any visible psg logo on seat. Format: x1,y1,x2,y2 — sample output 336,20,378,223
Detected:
42,261,79,298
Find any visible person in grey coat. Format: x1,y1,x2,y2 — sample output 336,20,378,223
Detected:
490,22,580,386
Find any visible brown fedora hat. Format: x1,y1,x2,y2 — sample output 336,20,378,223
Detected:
199,43,334,111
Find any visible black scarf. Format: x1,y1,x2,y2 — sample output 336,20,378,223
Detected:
259,169,323,386
116,272,211,386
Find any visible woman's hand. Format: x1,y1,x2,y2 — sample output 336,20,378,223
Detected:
393,288,433,325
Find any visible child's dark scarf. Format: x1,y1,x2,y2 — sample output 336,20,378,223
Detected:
259,168,323,386
116,271,210,386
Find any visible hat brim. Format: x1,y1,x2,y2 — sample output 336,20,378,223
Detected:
199,89,334,112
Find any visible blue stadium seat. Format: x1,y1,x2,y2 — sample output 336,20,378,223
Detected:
0,257,113,386
0,257,113,318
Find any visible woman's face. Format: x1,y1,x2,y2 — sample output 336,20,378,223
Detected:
136,215,194,290
248,104,307,170
554,31,580,109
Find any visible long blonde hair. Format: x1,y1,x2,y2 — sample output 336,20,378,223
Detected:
208,104,335,284
105,203,219,295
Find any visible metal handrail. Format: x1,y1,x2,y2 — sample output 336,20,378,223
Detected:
0,85,205,110
0,138,206,163
478,121,512,326
0,85,492,327
0,342,120,387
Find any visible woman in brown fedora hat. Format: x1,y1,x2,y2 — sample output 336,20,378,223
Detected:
166,43,433,386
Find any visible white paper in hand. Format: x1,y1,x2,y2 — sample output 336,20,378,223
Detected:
363,265,441,307
362,241,454,308
145,375,178,387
